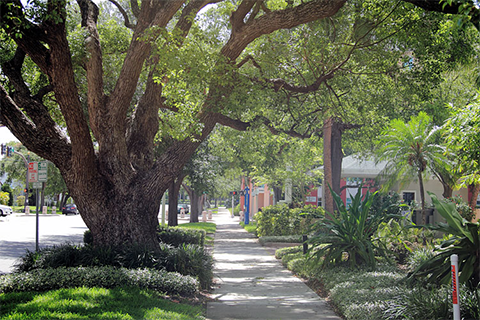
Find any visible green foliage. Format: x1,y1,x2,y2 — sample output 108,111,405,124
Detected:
157,226,206,247
239,221,257,235
0,286,205,320
408,193,480,287
15,195,25,207
14,242,213,290
255,204,320,237
406,247,435,274
446,195,475,221
0,191,9,205
308,185,396,268
177,222,216,234
1,184,13,206
315,264,405,320
0,266,198,296
375,219,434,264
375,112,445,195
275,245,303,259
383,285,450,320
158,243,213,290
259,235,303,245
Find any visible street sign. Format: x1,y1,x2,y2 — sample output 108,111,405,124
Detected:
38,161,48,182
28,162,38,183
32,182,42,189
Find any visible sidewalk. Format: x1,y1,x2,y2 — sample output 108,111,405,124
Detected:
207,208,340,320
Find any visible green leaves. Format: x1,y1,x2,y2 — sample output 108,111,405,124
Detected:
308,184,395,269
408,193,480,287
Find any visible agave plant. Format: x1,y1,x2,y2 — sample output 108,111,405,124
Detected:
307,184,396,268
408,192,480,288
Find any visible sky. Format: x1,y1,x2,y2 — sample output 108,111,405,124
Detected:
0,127,19,146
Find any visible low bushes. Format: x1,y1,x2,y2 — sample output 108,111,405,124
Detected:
0,266,197,296
277,249,480,320
14,242,213,290
255,204,321,237
258,235,303,245
157,226,206,247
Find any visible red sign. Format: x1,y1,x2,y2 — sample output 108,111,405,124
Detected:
451,265,458,304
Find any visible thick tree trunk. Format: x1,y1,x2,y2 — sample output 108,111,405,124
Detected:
168,173,185,226
323,117,343,215
469,183,480,212
189,192,202,223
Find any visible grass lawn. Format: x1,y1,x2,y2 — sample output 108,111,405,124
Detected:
0,286,205,320
177,222,216,234
177,222,216,246
12,206,60,215
240,221,257,234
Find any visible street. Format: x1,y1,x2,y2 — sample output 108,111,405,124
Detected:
0,213,88,274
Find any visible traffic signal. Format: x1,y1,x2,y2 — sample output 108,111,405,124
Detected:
6,146,14,157
24,188,28,195
0,144,5,155
232,191,237,195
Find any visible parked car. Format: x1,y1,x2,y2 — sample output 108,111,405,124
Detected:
0,204,13,217
177,203,189,214
62,204,78,215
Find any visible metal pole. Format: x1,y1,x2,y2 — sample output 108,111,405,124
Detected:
245,187,250,224
451,254,460,320
231,193,234,218
35,188,39,252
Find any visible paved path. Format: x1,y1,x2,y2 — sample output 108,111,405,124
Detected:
207,208,340,320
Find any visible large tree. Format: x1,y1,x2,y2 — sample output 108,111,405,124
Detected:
0,0,347,249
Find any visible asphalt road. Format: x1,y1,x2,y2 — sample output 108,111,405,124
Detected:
0,213,88,274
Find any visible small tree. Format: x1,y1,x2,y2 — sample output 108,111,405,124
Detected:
375,112,446,224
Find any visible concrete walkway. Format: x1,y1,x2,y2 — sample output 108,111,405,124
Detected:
207,208,340,320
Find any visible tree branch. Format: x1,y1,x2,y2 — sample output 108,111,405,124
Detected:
222,0,347,60
108,0,136,29
77,0,107,141
0,84,72,173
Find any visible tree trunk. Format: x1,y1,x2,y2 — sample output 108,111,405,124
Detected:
189,192,202,223
418,170,427,225
469,183,480,212
323,117,344,215
168,173,185,226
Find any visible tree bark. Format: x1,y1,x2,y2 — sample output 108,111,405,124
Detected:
323,117,344,215
469,183,480,212
418,170,427,225
0,0,348,250
168,173,185,226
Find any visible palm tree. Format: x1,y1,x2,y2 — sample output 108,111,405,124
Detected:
375,112,446,224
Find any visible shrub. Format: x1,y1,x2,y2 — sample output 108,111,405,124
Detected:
275,245,303,259
308,185,396,269
256,204,320,237
375,219,433,264
0,191,9,205
16,195,25,207
15,242,214,290
408,193,480,288
259,235,303,245
233,203,241,216
446,195,475,222
0,266,198,296
83,229,93,245
406,247,435,273
157,226,205,247
158,243,213,289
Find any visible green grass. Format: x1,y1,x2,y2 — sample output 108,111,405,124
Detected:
12,206,60,214
240,221,257,235
0,286,205,320
177,222,216,246
177,222,216,234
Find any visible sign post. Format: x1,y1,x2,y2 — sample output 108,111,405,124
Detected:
451,254,460,320
244,187,250,225
28,162,48,252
